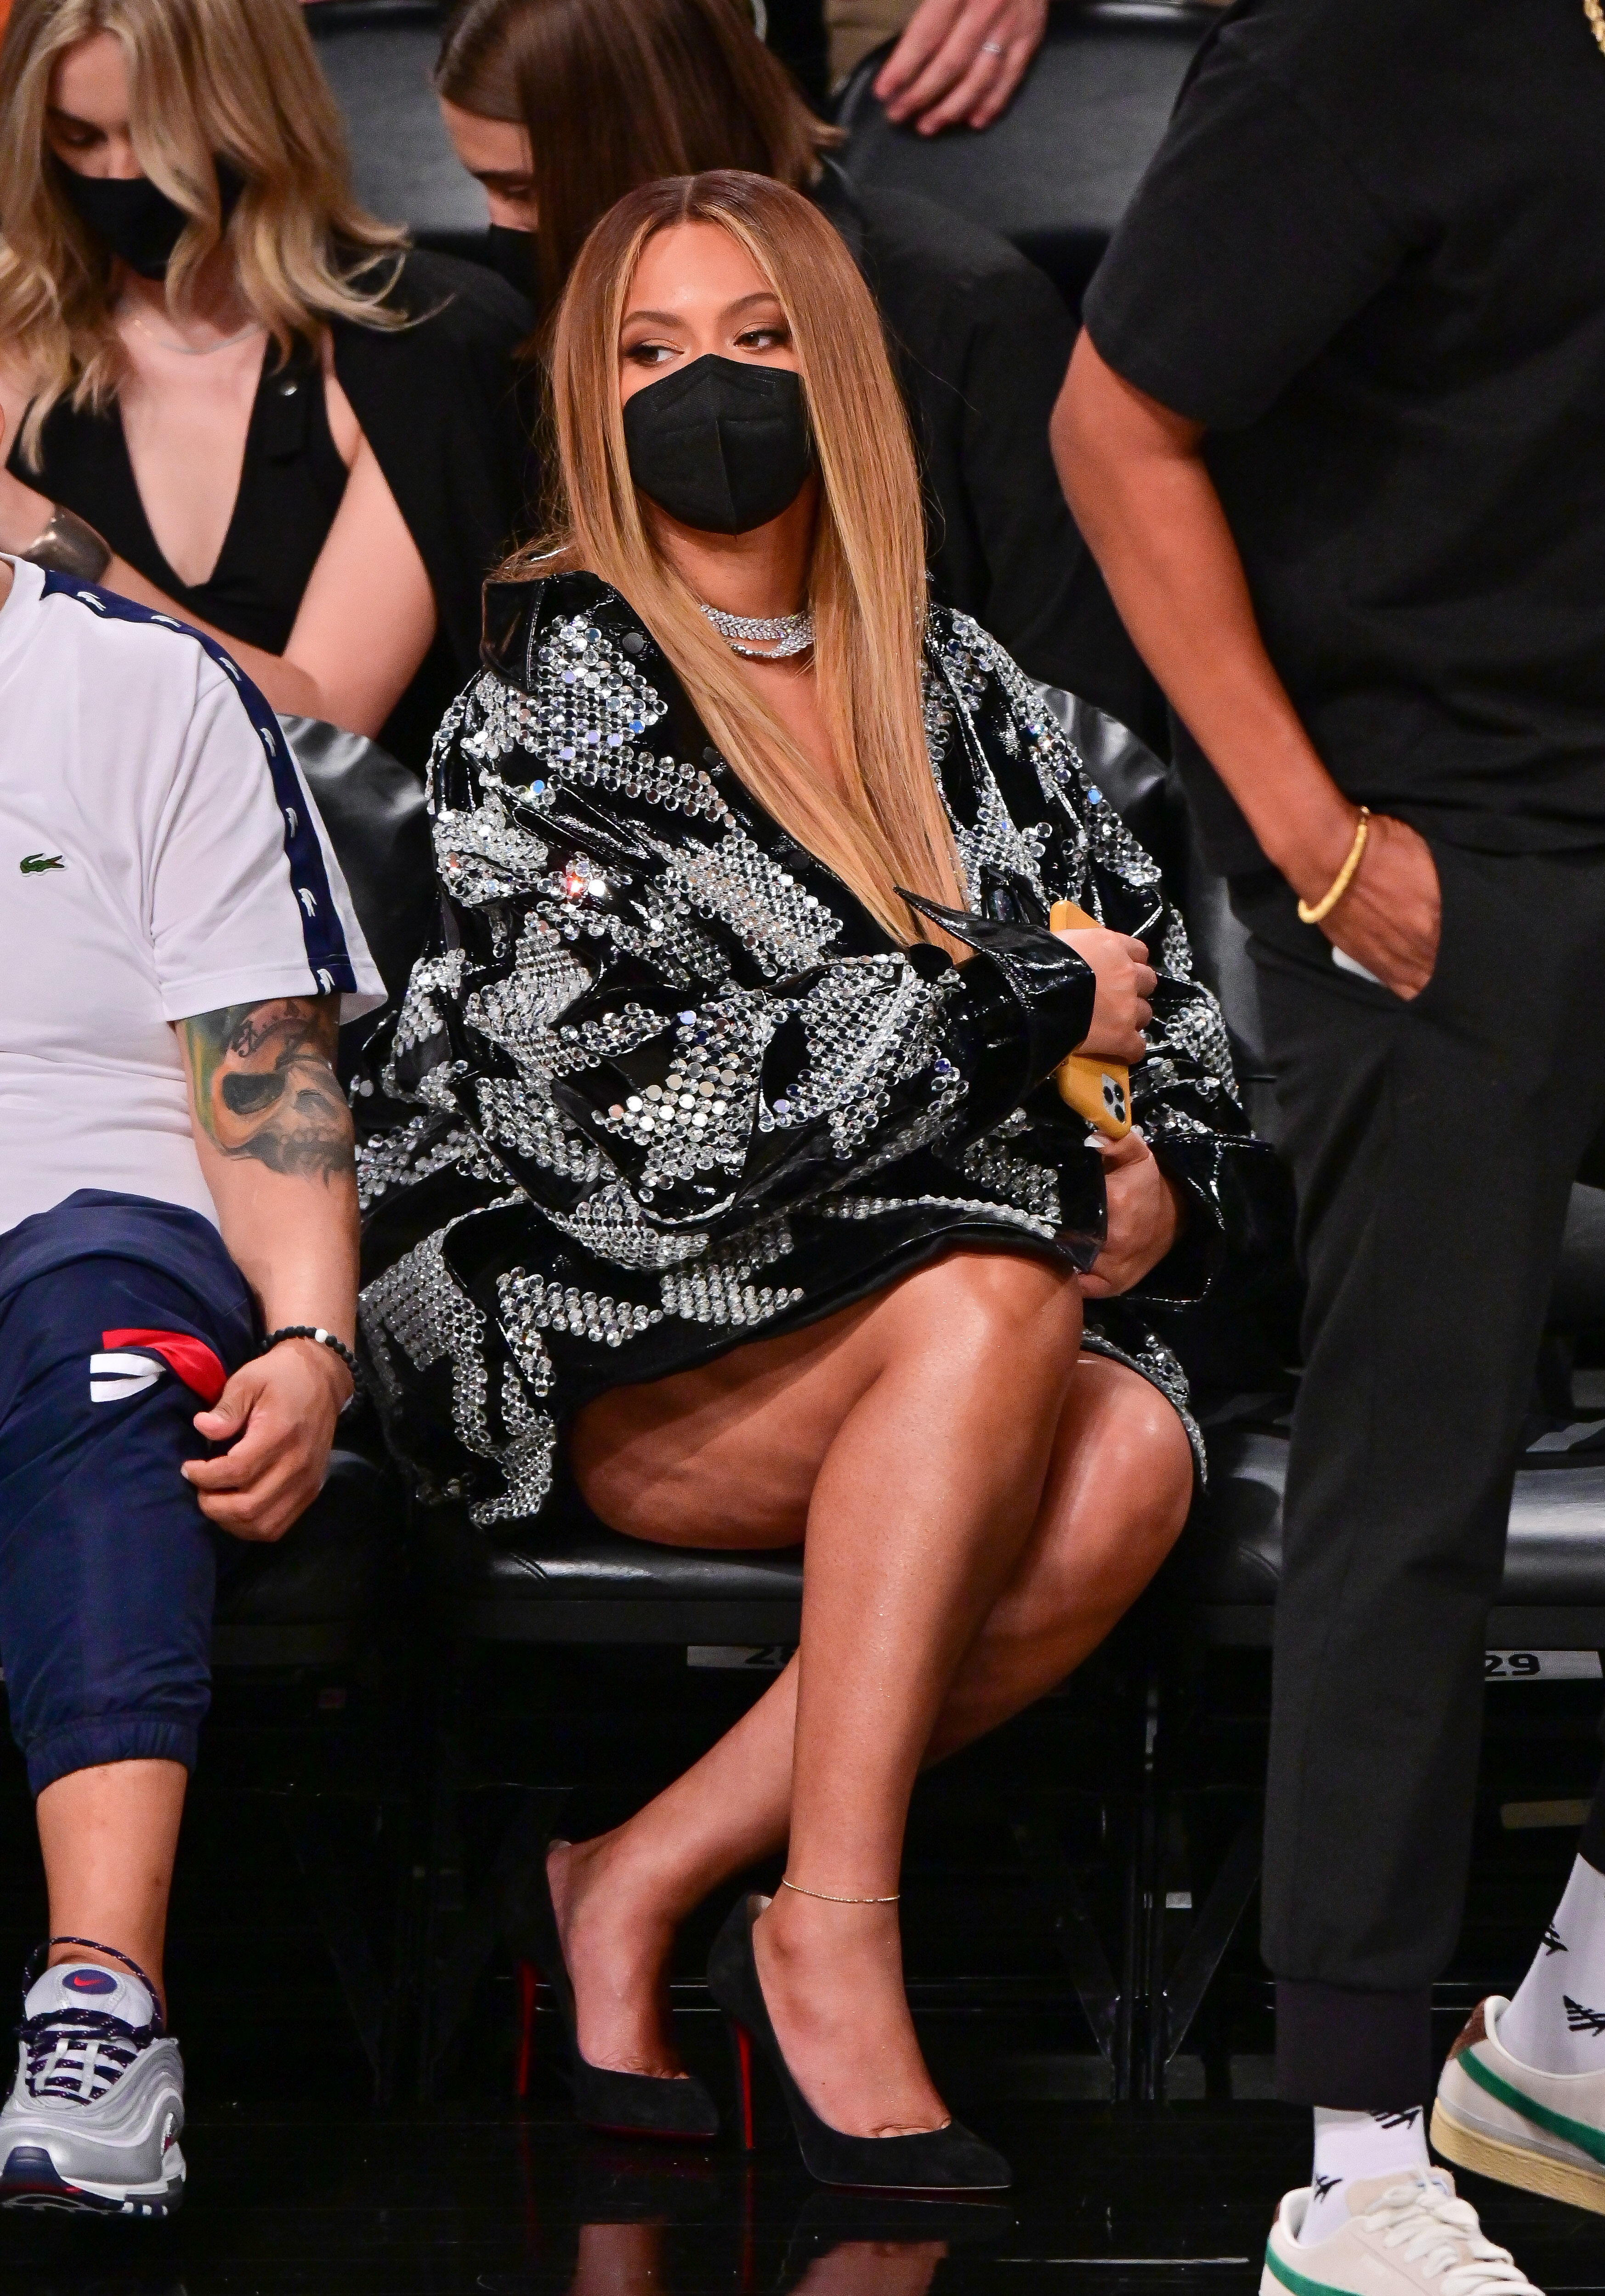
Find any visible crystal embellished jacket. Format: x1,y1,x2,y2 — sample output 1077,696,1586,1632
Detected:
356,570,1286,1528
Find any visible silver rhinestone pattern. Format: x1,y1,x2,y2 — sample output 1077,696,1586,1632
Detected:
358,584,1262,1522
357,1114,507,1211
498,1265,659,1361
819,1190,1059,1242
958,1135,1062,1225
435,789,550,909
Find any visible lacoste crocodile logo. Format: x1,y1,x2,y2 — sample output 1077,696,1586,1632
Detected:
19,852,65,874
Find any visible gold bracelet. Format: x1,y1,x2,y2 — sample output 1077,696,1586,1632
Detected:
779,1878,901,1905
1297,807,1371,926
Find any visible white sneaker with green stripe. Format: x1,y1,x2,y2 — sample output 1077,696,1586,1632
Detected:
1261,2171,1543,2296
1433,1994,1605,2214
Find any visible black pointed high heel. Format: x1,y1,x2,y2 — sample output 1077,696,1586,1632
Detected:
520,1841,720,2142
706,1894,1011,2192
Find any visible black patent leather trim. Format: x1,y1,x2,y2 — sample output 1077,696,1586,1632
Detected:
899,891,1097,1096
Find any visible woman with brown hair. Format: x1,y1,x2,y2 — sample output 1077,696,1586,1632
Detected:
357,169,1285,2189
431,0,1162,744
0,0,531,766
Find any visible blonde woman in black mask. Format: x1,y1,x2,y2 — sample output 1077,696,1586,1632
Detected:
358,170,1287,2191
0,0,531,766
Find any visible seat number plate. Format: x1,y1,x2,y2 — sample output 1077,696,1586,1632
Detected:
1485,1649,1602,1681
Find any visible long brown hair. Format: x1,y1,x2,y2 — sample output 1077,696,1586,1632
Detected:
435,0,837,309
0,0,406,465
524,170,964,951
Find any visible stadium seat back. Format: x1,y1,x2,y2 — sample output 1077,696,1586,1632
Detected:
307,1,483,244
279,716,436,1032
834,0,1218,312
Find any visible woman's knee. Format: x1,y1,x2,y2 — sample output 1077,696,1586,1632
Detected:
883,1250,1083,1379
1011,1377,1195,1637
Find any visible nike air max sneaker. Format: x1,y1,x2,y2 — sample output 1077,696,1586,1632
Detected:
0,1958,185,2216
1433,1995,1605,2214
1261,2171,1544,2296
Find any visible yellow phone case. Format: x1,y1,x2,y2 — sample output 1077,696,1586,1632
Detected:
1049,900,1132,1140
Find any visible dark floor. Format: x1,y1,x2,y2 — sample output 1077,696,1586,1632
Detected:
0,1614,1599,2289
1,2094,1604,2296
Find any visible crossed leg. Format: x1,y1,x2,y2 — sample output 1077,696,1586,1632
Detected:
560,1247,1194,2139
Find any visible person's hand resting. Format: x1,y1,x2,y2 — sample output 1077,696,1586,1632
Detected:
1304,811,1441,1001
1055,926,1155,1063
873,0,1048,135
1079,1126,1186,1299
181,1340,350,1542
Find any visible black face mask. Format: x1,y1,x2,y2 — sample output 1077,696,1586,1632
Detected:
58,159,243,280
483,222,537,298
623,354,813,536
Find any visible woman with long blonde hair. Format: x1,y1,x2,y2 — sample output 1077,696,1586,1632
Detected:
0,0,530,762
360,170,1285,2186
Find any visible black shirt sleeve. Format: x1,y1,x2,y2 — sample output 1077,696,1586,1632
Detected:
333,250,534,683
948,254,1167,743
1083,29,1407,431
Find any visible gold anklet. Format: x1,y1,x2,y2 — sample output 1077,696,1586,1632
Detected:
779,1878,901,1904
1297,807,1371,926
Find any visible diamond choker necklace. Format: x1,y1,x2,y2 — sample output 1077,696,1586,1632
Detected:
699,599,815,659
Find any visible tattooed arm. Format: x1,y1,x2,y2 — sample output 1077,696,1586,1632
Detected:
175,995,359,1542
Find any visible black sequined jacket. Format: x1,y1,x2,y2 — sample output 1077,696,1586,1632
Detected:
356,570,1285,1528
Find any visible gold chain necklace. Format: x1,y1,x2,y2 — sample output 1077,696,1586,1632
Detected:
1588,0,1605,59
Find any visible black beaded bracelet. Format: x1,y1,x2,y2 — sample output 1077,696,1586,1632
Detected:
261,1324,360,1394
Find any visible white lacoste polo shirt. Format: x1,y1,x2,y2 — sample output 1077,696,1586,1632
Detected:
0,557,383,1233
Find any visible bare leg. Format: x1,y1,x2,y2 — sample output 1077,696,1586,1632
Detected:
793,2240,948,2296
34,1759,187,2013
568,2221,664,2296
558,1253,1191,2132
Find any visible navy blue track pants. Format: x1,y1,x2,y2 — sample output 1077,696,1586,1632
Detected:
0,1193,256,1796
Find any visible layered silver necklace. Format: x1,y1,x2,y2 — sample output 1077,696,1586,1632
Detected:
122,306,266,358
699,599,815,659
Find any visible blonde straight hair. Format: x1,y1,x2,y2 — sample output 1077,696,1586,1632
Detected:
530,170,966,951
0,0,407,465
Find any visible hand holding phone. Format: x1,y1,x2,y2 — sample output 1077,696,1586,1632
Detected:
1049,899,1156,1136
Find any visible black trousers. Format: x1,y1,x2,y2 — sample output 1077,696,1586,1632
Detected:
1235,839,1605,2109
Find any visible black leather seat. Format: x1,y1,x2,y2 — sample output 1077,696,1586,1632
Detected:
212,1446,397,1667
834,0,1217,313
1191,1426,1605,1652
441,1500,803,1646
278,715,434,1013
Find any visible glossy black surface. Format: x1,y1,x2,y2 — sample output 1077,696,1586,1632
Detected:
0,1613,1597,2289
2,2094,1604,2295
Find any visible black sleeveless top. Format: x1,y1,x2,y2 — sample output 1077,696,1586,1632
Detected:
10,337,346,655
6,253,534,767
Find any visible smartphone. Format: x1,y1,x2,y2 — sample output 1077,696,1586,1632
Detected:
1048,898,1144,1140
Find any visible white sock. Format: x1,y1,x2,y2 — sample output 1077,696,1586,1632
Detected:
1298,2104,1432,2245
1500,1855,1605,2076
23,1961,155,2030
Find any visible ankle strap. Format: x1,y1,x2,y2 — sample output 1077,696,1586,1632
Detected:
779,1879,900,1905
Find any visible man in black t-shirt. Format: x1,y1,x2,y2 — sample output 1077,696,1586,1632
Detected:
1055,0,1605,2271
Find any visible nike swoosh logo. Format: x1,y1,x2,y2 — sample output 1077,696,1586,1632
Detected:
19,853,65,874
